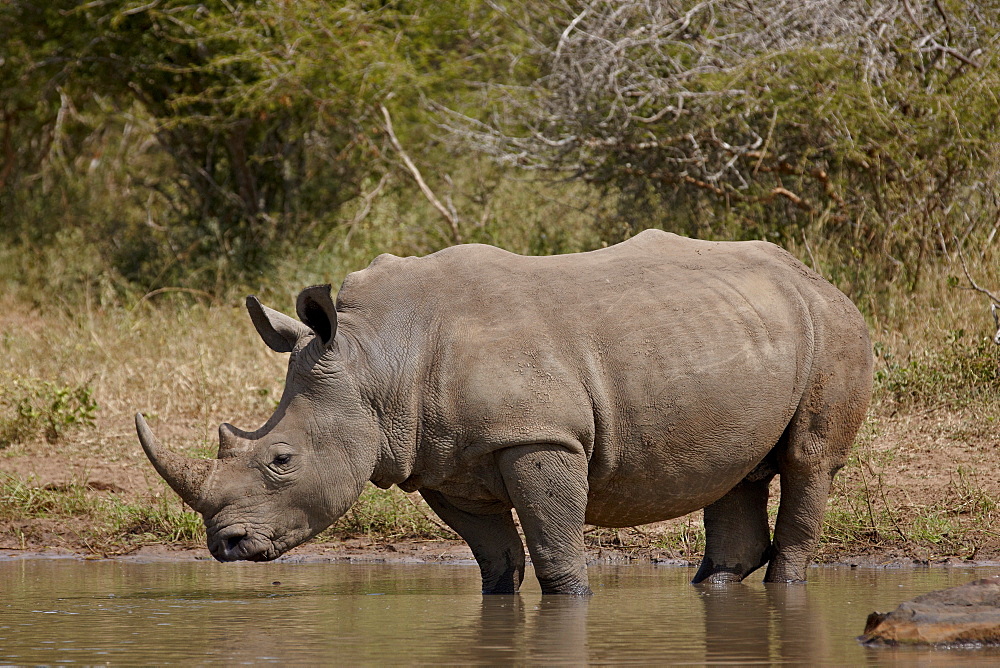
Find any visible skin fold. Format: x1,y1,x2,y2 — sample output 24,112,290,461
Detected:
137,230,873,594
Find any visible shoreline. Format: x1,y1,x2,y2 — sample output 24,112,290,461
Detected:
4,540,1000,570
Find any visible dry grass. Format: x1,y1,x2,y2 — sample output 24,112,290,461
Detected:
1,291,282,452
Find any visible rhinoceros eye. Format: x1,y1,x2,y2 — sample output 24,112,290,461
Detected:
266,446,296,476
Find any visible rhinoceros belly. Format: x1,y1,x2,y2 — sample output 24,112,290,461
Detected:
580,321,800,527
581,396,789,527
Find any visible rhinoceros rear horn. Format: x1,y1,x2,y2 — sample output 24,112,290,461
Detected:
135,413,215,513
246,295,312,353
296,284,338,346
218,421,253,457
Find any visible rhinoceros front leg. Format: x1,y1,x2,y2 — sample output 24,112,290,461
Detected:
419,489,525,594
496,444,591,596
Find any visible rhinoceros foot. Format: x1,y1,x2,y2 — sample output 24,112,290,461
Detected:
860,576,1000,647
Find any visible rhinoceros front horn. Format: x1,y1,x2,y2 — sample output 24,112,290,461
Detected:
135,413,215,513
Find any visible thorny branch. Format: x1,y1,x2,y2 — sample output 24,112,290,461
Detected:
444,0,990,216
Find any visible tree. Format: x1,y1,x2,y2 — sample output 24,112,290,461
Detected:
449,0,1000,294
0,0,519,292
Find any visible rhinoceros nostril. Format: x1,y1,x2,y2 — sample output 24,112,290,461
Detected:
210,527,252,561
225,533,245,554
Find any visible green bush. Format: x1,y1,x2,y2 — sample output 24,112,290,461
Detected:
875,331,1000,409
0,375,98,448
0,0,532,294
457,1,1000,304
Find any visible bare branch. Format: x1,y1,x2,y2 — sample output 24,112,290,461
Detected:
957,241,1000,305
336,171,391,251
381,104,462,244
955,238,1000,345
993,304,1000,346
928,42,981,68
768,187,813,213
554,8,588,61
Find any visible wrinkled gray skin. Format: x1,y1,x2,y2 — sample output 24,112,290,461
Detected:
137,230,872,595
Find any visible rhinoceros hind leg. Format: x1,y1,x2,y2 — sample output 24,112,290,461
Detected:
765,360,868,583
497,444,592,595
764,466,834,583
692,475,774,584
419,489,525,594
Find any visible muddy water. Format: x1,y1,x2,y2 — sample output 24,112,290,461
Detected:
2,559,999,665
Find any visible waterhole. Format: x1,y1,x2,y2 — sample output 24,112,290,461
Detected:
2,558,998,664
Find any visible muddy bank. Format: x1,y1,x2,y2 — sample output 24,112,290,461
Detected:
4,538,1000,571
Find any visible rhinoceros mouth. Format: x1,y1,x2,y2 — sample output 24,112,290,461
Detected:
208,524,285,562
206,521,315,562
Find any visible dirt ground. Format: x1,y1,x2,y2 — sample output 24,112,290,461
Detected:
2,403,998,566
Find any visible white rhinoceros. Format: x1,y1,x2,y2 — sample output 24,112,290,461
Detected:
137,230,872,594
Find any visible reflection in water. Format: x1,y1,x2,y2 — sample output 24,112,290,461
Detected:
768,582,829,661
532,597,590,664
702,583,771,662
3,559,1000,665
458,596,589,665
700,581,829,664
469,597,526,663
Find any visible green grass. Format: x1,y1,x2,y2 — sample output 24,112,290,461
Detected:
585,521,707,561
320,486,454,542
0,474,97,519
820,459,1000,561
0,473,455,553
0,474,204,554
105,496,205,546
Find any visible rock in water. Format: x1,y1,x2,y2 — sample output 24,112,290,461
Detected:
861,576,1000,646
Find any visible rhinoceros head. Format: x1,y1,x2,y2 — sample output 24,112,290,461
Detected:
136,285,379,562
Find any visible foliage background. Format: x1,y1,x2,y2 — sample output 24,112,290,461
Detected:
3,1,998,312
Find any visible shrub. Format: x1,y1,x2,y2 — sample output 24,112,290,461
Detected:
0,375,98,448
875,331,1000,409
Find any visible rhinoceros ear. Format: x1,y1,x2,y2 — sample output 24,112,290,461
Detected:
246,296,312,353
296,284,338,347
